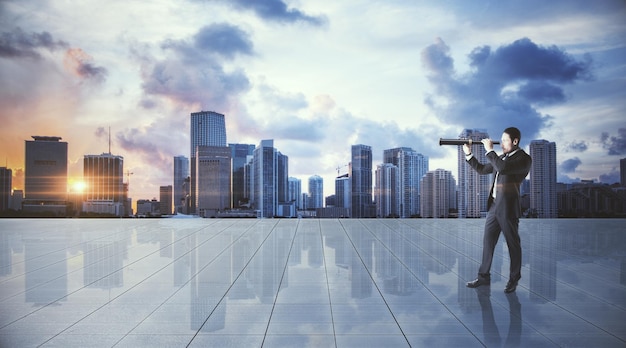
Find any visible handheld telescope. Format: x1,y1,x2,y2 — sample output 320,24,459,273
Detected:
439,138,500,146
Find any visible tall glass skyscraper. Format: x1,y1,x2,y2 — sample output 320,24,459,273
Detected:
384,147,428,218
375,163,399,218
252,140,288,218
351,144,373,218
457,129,491,218
308,175,324,209
229,144,255,208
190,111,226,214
173,155,189,214
0,167,11,212
530,140,557,218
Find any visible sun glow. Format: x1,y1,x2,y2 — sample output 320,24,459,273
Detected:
71,180,87,193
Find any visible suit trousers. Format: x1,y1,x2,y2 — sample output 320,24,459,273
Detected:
477,205,522,282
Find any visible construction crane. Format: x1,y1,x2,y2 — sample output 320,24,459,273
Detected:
335,164,348,175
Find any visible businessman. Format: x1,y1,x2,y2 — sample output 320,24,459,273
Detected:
464,127,531,293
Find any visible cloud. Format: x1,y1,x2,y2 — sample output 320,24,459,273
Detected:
64,48,108,84
220,0,327,26
421,37,593,143
598,169,619,184
135,23,252,111
560,157,581,173
564,140,588,153
600,128,626,155
0,27,68,59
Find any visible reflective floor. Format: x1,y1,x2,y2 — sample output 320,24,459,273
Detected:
0,218,625,347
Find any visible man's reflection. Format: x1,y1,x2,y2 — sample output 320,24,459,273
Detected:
475,287,522,347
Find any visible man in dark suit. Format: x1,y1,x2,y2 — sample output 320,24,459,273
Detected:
464,127,532,293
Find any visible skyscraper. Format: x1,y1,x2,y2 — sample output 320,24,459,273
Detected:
190,111,227,214
253,140,278,218
0,167,11,212
385,148,429,218
620,158,626,187
288,177,302,210
421,169,456,218
335,174,350,212
24,136,68,215
173,156,189,214
530,140,557,218
351,144,374,218
457,129,491,218
229,144,255,207
159,185,173,215
375,163,400,217
196,146,232,217
308,175,324,209
83,153,125,216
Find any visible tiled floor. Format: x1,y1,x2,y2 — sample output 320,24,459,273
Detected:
0,218,624,347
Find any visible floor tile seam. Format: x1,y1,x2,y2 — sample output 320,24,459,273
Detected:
362,220,487,346
30,220,245,348
0,219,157,275
392,221,626,344
110,219,266,347
0,221,234,335
260,220,303,348
187,219,283,347
316,219,338,348
338,220,412,347
0,221,221,304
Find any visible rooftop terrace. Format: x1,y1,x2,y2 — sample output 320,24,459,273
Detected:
0,218,624,347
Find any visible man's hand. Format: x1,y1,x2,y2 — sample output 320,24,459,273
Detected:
481,138,494,152
463,143,472,155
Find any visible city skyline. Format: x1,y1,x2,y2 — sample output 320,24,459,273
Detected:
1,1,625,201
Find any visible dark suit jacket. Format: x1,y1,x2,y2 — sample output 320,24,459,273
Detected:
467,149,532,218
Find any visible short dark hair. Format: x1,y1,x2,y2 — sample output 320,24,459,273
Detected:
504,127,521,142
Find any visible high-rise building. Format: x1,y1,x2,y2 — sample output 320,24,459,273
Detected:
160,185,173,215
253,140,278,218
620,158,626,187
0,167,11,211
375,163,400,218
457,129,491,218
173,156,189,214
335,174,350,213
196,146,232,217
229,144,255,207
384,148,429,218
288,177,302,209
83,153,125,217
421,169,456,218
530,140,557,218
24,136,68,215
308,175,324,209
190,111,226,214
351,144,374,218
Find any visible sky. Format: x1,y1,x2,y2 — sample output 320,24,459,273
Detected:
1,0,625,203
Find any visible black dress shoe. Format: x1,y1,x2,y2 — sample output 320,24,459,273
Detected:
504,280,518,293
466,278,490,288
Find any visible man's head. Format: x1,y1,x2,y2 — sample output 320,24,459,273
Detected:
501,127,521,154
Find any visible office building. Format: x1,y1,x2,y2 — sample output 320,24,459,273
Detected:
457,129,491,218
173,156,189,214
196,146,232,218
308,175,324,209
230,144,255,208
530,140,557,218
375,163,400,218
160,185,173,215
384,148,429,218
0,167,11,211
190,111,226,214
23,136,68,215
421,169,456,218
335,174,350,214
288,177,302,210
621,158,626,187
251,140,290,218
83,153,125,217
351,144,374,218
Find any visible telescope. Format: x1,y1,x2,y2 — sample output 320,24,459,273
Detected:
439,138,500,146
